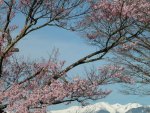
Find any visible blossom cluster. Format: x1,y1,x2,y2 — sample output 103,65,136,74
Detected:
98,65,134,84
0,57,134,113
90,0,150,22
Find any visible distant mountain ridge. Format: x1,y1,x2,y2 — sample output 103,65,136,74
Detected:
49,102,150,113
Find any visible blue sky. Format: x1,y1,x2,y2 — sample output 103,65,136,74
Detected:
16,26,149,110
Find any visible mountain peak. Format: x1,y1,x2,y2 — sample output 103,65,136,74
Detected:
49,102,150,113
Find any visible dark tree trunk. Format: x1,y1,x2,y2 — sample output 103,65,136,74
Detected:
0,104,7,113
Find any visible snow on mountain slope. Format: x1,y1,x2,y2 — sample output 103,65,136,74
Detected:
49,102,150,113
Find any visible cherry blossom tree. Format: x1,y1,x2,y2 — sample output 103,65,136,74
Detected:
110,24,150,95
0,0,149,113
86,0,150,95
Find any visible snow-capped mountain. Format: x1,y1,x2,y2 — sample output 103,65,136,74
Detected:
49,102,150,113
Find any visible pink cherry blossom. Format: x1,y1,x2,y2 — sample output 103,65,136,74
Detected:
0,0,146,113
